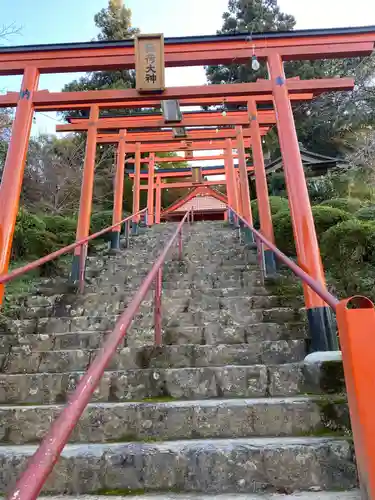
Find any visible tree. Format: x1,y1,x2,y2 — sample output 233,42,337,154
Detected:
62,0,139,103
0,109,12,181
206,0,375,158
94,0,139,41
206,0,296,85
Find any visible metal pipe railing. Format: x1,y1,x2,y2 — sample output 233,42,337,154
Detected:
230,207,339,310
7,210,191,500
0,209,147,288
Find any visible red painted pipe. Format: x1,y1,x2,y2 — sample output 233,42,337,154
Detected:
7,210,191,500
0,209,146,286
231,208,339,310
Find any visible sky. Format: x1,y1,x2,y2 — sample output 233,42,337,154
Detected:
1,0,375,139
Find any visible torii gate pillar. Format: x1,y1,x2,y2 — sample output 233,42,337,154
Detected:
71,104,99,282
131,142,141,235
111,129,126,250
248,99,277,276
268,53,337,352
147,153,156,226
0,67,39,305
155,176,162,224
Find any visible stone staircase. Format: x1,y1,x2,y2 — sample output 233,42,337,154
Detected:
0,221,359,498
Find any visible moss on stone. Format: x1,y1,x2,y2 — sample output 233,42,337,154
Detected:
319,360,346,394
141,396,177,403
316,395,351,436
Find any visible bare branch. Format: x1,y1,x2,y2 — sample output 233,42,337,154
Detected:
0,23,22,44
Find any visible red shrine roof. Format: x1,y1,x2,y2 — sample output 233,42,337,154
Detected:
162,185,228,216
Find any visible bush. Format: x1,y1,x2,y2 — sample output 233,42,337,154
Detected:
90,210,114,241
320,197,363,214
269,172,286,197
12,209,59,260
42,215,77,246
307,177,336,204
250,196,289,228
321,219,375,300
356,205,375,221
273,206,352,255
321,219,375,268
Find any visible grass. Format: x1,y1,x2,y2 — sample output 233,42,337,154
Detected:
1,254,72,318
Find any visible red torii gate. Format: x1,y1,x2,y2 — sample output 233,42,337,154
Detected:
0,26,375,499
0,26,374,361
56,109,262,242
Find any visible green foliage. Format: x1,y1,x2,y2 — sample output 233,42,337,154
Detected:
250,196,289,228
12,210,58,260
94,0,140,41
307,177,337,204
356,205,375,221
268,172,287,197
321,219,375,300
206,0,296,85
320,198,363,214
322,219,375,268
42,215,77,246
62,0,139,118
90,210,123,240
273,206,352,255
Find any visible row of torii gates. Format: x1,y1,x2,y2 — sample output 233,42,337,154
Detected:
1,26,375,354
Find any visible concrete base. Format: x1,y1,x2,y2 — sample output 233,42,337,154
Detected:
264,248,277,277
131,221,139,236
70,254,81,283
109,231,121,250
307,306,338,352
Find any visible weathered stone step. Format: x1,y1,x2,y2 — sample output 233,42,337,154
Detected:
0,363,306,404
3,307,306,338
11,293,302,320
3,340,305,373
0,437,357,494
40,492,361,499
1,320,307,354
0,396,349,445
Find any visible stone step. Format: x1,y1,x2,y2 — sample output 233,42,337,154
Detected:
0,363,308,404
39,493,361,500
2,320,307,353
0,437,357,494
7,293,302,321
1,320,307,354
3,307,306,337
0,396,349,445
3,340,306,373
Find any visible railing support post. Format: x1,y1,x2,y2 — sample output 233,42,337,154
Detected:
336,296,375,498
0,67,39,306
248,99,277,276
155,176,162,224
111,129,126,251
154,267,163,345
124,219,130,248
268,53,336,351
71,104,99,282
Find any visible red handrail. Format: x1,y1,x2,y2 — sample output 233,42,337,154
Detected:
230,208,339,310
7,210,191,500
0,209,147,286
